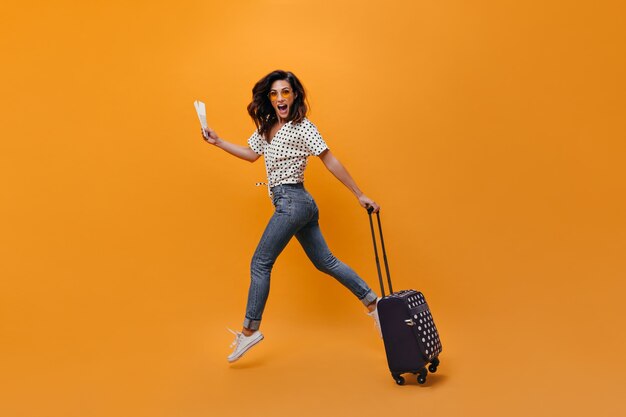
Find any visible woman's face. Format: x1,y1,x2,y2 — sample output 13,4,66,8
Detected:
268,79,295,122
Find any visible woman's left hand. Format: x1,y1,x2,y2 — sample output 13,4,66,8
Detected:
358,194,380,213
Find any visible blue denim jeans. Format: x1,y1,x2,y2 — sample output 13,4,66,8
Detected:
243,183,378,330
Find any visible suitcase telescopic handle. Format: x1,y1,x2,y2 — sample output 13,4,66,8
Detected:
367,207,393,296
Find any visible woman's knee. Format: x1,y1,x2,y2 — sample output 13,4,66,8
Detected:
312,252,339,272
251,253,275,274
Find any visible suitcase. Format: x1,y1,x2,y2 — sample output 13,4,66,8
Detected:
367,208,443,385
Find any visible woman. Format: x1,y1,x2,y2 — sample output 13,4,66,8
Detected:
202,70,381,363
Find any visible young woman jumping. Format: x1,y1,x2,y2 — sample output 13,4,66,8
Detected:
201,70,381,362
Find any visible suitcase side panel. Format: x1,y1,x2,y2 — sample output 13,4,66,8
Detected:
407,291,443,361
378,296,427,373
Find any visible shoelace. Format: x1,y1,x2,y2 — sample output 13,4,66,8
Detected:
227,328,243,349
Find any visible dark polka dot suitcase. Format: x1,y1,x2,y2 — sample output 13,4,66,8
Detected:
368,209,442,385
377,290,442,385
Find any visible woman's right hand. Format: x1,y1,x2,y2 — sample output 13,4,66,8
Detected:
201,127,220,145
359,194,380,213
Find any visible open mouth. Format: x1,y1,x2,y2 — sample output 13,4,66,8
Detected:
277,104,288,113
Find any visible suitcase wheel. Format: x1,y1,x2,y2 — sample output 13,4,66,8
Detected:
428,357,441,373
392,374,405,385
417,367,428,385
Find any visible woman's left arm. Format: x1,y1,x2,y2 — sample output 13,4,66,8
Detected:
319,149,380,212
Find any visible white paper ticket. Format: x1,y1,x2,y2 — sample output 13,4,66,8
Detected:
194,100,208,129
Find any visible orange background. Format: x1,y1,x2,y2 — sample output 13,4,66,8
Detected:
1,1,625,416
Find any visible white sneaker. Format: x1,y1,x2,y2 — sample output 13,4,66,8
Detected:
367,298,383,338
227,329,264,363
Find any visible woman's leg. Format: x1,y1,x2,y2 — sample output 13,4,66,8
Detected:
229,203,301,362
295,216,378,307
243,193,304,333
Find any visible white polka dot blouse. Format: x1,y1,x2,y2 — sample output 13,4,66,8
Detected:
248,118,328,190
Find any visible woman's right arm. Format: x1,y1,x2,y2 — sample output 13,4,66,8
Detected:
202,127,260,163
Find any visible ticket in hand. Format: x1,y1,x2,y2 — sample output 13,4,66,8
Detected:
194,100,208,131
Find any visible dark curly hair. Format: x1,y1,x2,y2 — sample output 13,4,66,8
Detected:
247,70,308,139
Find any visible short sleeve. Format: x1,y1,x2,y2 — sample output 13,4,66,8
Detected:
247,130,265,155
301,119,328,156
